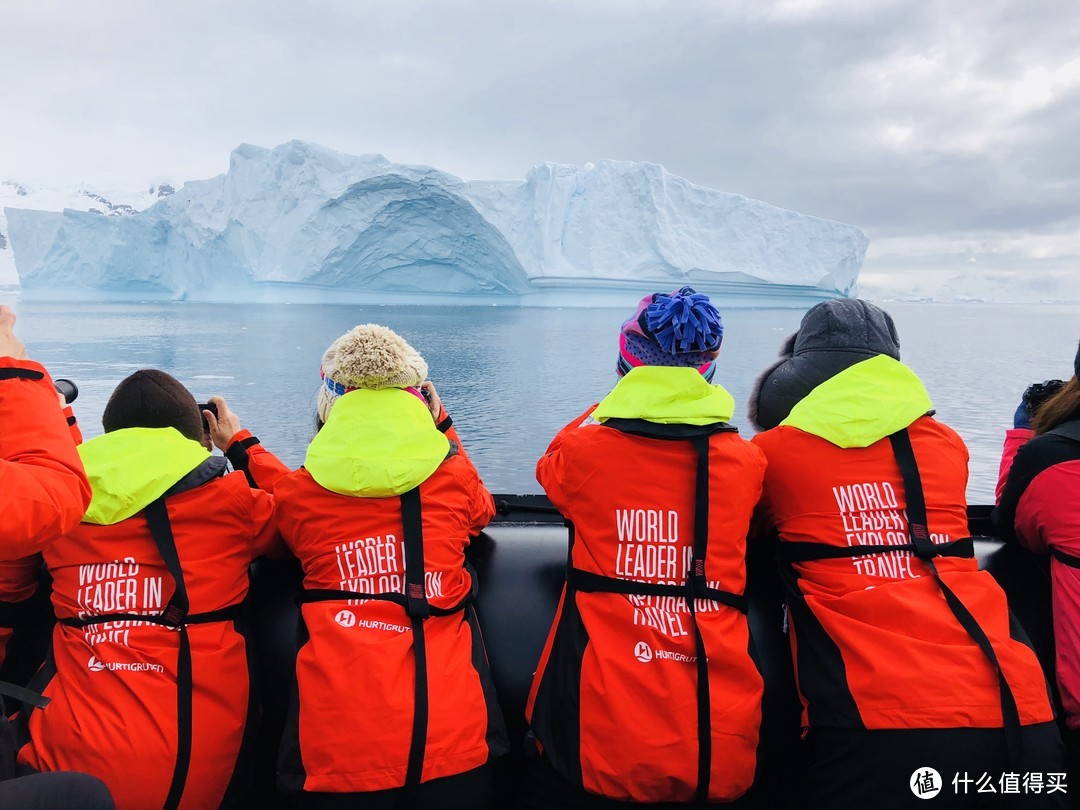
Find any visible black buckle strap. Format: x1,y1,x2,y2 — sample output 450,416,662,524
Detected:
888,429,1023,765
566,567,748,613
777,536,975,564
297,588,473,617
143,498,194,810
688,433,712,805
59,603,244,630
0,679,49,710
400,486,429,796
401,488,430,621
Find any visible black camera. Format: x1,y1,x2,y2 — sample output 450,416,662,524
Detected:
1022,379,1066,415
54,378,78,405
198,401,218,432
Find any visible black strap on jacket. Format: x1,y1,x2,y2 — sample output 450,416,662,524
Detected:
1049,547,1080,569
889,430,1023,764
0,680,49,710
295,487,460,801
0,367,44,382
563,419,742,804
776,428,1023,763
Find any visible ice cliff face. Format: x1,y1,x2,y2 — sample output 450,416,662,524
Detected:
0,181,172,287
4,142,868,304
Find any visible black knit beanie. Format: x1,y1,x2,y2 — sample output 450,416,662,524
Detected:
102,369,204,443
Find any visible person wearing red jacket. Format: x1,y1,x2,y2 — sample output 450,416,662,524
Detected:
523,288,765,808
994,341,1080,802
750,298,1065,809
18,368,283,810
0,304,114,808
231,323,506,809
0,307,90,559
0,395,83,671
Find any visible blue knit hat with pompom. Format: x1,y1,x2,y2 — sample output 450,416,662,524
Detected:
617,286,723,381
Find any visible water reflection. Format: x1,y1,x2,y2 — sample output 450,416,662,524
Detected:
7,296,1078,504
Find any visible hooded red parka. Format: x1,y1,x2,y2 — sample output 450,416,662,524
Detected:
752,356,1055,733
528,366,765,804
18,427,282,810
249,390,507,794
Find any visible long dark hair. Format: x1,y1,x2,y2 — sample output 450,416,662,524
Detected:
1032,376,1080,434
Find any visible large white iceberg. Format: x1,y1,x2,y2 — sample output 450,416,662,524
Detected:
5,142,868,305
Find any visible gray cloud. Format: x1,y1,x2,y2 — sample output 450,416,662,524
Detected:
0,0,1077,298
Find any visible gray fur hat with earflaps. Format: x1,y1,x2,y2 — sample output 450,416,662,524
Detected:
748,298,901,431
317,324,428,423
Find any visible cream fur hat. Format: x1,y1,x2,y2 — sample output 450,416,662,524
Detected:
317,324,428,423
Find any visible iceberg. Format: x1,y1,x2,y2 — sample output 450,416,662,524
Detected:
5,142,868,305
0,180,173,288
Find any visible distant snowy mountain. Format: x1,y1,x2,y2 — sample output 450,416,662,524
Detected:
0,180,174,287
4,143,868,305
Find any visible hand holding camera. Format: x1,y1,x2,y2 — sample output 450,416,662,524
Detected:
200,396,243,452
420,380,442,422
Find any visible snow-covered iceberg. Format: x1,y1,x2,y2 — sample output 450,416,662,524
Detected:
5,142,868,305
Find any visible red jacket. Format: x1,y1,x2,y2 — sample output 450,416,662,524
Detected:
0,406,84,668
995,421,1080,729
243,390,507,794
528,367,765,803
753,358,1054,732
19,427,281,810
0,358,90,559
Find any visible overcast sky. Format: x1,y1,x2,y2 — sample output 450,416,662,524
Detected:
1,0,1077,300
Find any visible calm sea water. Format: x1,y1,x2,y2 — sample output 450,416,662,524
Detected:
4,295,1078,504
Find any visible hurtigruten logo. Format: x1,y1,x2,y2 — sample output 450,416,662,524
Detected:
634,641,696,664
86,655,163,674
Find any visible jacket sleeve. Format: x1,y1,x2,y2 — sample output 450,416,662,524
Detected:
0,359,91,558
995,428,1033,504
467,474,497,537
0,554,44,606
535,406,596,514
993,435,1049,550
62,404,83,445
224,472,286,560
748,431,777,541
224,430,292,492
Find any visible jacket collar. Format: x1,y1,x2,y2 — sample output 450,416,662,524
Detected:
79,428,212,525
305,388,451,498
781,355,933,448
593,366,734,426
